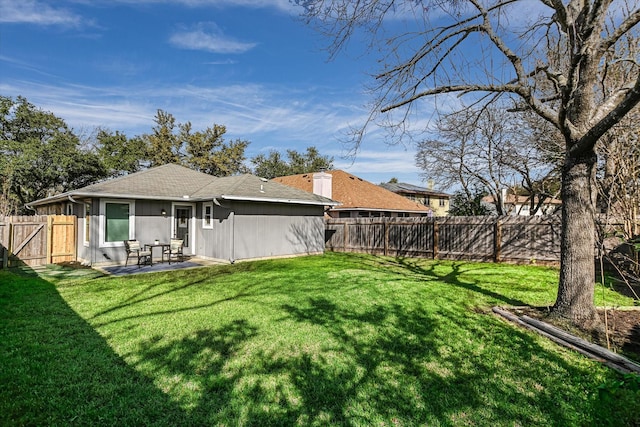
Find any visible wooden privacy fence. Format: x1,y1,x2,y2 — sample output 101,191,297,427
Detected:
0,215,77,268
326,216,562,263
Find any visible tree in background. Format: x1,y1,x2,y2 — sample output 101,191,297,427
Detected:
416,106,560,216
0,95,106,214
448,187,490,217
251,146,334,179
95,129,147,178
295,0,640,329
182,122,249,176
141,110,250,176
143,109,181,166
597,109,640,237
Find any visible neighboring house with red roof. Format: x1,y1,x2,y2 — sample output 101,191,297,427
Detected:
272,170,431,218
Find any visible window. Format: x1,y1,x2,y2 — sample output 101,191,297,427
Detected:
100,200,135,247
106,203,130,241
439,198,446,207
84,203,91,246
203,203,213,229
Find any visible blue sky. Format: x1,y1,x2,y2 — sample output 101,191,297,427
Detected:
0,0,429,185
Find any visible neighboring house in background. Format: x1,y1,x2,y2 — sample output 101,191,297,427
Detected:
380,182,450,216
26,164,338,266
482,192,562,216
273,170,431,218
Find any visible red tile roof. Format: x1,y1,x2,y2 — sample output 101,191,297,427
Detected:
273,170,431,213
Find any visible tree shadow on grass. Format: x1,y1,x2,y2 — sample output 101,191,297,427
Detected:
128,292,608,425
360,254,530,307
276,297,589,425
3,257,626,425
0,270,190,426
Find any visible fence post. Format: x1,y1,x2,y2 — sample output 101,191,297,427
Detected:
47,215,53,265
343,222,348,252
433,221,439,260
7,222,14,268
494,219,502,263
0,219,6,269
384,220,389,256
72,215,77,262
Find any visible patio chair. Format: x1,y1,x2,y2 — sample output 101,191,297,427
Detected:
163,238,184,264
124,240,152,267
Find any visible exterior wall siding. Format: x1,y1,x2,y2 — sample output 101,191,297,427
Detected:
77,197,326,266
201,201,325,262
86,199,174,265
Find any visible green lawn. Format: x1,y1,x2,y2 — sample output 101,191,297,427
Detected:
1,252,638,426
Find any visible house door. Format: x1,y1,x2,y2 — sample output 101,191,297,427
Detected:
174,205,193,253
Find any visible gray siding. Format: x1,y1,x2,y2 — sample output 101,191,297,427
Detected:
84,198,325,266
199,201,325,262
85,199,174,265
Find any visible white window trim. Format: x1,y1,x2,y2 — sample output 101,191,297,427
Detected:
203,203,214,229
99,199,135,248
171,202,196,251
84,202,91,247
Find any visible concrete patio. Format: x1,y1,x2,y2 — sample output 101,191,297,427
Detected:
98,257,225,276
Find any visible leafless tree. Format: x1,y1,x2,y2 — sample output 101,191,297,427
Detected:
415,105,560,215
295,0,640,328
597,109,640,236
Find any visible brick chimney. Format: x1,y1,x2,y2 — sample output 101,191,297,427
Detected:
312,171,332,199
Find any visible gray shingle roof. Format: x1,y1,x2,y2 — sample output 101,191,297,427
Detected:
28,164,337,207
193,173,337,204
380,182,450,197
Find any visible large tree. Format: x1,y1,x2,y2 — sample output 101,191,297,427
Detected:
182,122,250,177
95,129,147,178
143,109,182,166
142,109,250,176
295,0,640,328
0,95,106,214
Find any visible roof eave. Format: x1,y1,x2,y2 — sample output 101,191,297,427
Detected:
26,191,210,207
330,207,430,213
220,194,339,206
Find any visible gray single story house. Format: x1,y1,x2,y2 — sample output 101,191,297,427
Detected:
27,164,338,266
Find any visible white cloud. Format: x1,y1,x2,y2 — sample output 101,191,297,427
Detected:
0,79,357,140
0,0,84,27
169,22,257,54
182,0,293,11
98,0,295,12
0,77,426,184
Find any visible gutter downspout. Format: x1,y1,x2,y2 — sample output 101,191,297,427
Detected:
214,198,235,264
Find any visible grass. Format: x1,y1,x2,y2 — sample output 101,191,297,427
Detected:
1,252,637,426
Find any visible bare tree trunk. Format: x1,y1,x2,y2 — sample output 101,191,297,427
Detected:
553,150,601,329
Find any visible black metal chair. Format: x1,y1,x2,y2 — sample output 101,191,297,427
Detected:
124,240,152,267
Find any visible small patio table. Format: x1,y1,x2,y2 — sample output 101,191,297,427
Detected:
145,242,171,265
